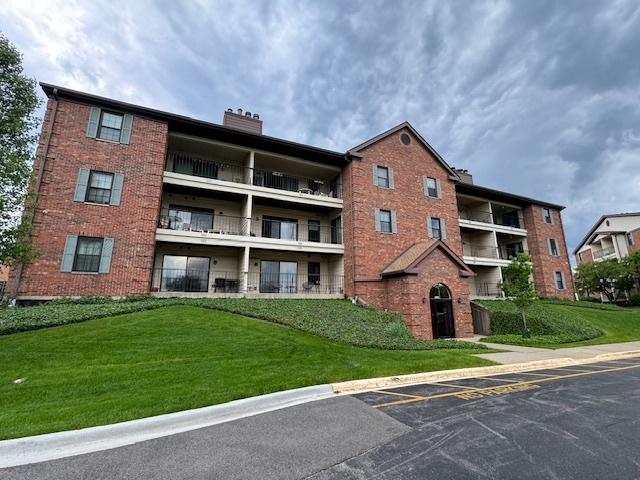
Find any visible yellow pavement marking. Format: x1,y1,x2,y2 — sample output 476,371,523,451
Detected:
371,390,427,400
517,372,559,377
430,382,480,390
371,363,640,409
474,376,522,383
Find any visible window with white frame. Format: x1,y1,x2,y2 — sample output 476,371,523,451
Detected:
372,165,394,189
86,107,133,144
427,216,446,240
423,176,441,198
60,236,114,274
554,271,566,290
626,232,634,246
375,208,397,233
548,238,559,256
74,168,124,206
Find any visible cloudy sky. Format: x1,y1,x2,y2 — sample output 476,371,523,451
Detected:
2,0,640,257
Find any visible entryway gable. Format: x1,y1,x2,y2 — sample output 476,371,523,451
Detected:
381,240,475,279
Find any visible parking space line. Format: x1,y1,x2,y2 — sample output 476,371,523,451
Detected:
430,382,480,390
475,376,522,383
518,372,558,377
370,363,640,409
372,390,427,400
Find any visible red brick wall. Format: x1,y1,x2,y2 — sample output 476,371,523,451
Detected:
575,248,594,265
629,228,640,255
523,205,575,299
15,98,168,297
385,249,474,339
343,128,472,337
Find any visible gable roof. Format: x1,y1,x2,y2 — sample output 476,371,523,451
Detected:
572,212,640,254
381,240,475,277
346,122,460,181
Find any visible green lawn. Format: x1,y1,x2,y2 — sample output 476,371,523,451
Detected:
549,305,640,347
0,306,495,440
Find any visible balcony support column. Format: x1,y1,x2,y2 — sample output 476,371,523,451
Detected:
240,246,250,293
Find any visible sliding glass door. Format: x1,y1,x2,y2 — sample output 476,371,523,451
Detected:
260,261,298,293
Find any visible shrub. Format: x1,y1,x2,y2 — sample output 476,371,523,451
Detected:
627,294,640,307
477,299,603,343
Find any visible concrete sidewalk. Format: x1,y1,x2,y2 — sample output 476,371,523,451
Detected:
2,340,640,469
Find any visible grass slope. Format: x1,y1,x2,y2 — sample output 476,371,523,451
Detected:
0,306,494,440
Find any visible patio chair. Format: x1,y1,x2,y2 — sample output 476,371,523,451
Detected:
213,278,226,292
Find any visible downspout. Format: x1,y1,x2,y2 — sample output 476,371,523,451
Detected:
11,88,59,299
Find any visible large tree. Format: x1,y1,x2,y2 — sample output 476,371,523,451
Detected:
0,32,42,266
574,258,634,303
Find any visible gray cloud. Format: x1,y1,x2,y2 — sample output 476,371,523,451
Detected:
1,0,639,256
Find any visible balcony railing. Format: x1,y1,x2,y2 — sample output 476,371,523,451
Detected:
592,246,616,259
253,169,342,198
158,208,249,235
167,153,343,199
251,218,343,244
476,282,503,297
464,244,529,260
150,269,344,295
458,208,524,228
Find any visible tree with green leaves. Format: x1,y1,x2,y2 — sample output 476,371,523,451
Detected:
575,257,634,303
0,31,42,267
498,252,538,337
623,250,640,291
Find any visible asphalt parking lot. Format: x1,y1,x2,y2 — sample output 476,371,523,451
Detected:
3,355,640,479
313,357,640,479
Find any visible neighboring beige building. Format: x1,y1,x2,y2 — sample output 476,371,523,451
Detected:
573,213,640,265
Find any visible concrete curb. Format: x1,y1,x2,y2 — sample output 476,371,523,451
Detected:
332,350,640,394
0,384,334,469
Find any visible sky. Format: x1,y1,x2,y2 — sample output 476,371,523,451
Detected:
2,0,640,258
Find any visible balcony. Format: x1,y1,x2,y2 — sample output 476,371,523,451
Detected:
166,153,343,199
150,269,344,295
464,244,529,261
592,246,616,260
157,208,343,245
459,207,523,228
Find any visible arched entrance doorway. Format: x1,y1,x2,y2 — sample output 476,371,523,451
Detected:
430,283,455,338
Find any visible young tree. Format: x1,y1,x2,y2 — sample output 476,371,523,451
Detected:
0,31,42,267
623,250,640,291
498,252,538,337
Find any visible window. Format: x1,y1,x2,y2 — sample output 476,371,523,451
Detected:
74,168,124,206
260,260,297,293
506,242,524,259
308,220,320,242
168,205,214,232
375,208,397,233
60,236,114,273
308,262,320,284
626,232,634,246
86,107,132,144
263,216,298,240
423,176,441,198
331,217,342,244
578,252,583,263
542,207,553,224
555,271,566,290
427,216,447,240
373,165,394,189
161,255,210,292
548,239,559,256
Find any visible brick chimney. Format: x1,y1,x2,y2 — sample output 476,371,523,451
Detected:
223,108,263,135
454,168,473,185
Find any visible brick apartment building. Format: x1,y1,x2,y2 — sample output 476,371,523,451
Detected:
9,83,575,339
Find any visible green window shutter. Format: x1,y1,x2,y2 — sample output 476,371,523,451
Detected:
441,218,447,240
98,238,115,273
427,216,433,237
391,210,397,233
375,208,381,231
547,239,552,255
110,173,124,206
436,179,442,199
61,235,78,272
74,168,90,202
423,176,429,196
388,168,395,189
120,114,133,144
372,165,379,186
86,107,101,138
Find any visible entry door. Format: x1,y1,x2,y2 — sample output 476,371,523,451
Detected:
431,299,455,338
